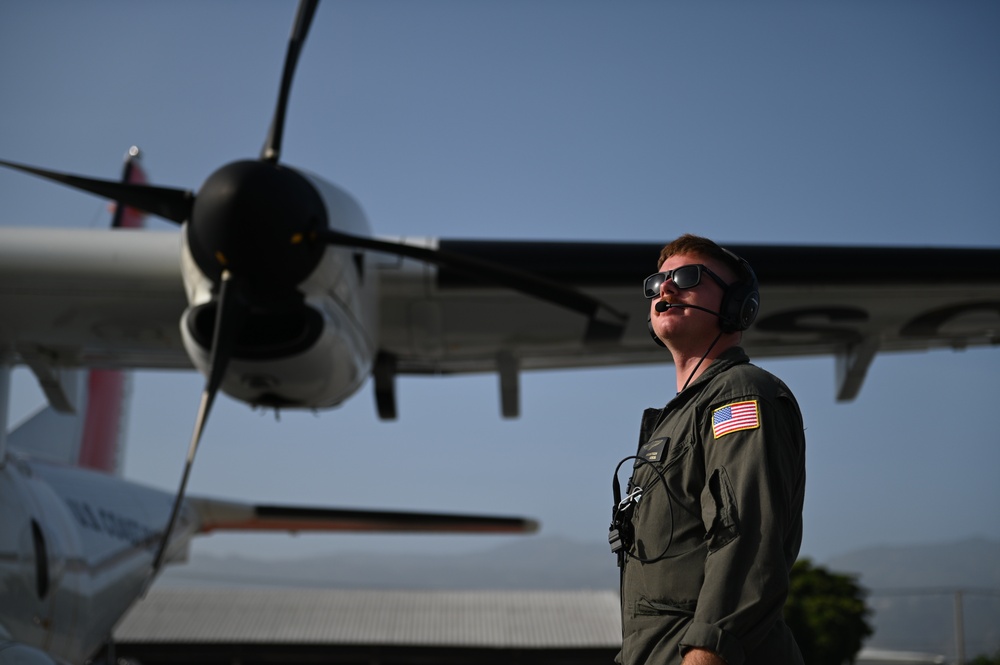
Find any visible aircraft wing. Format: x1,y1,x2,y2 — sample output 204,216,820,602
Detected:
0,228,188,371
375,239,1000,407
2,228,998,412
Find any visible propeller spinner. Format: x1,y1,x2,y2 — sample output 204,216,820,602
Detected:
186,160,327,290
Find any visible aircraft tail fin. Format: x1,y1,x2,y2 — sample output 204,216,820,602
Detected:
7,148,147,473
8,369,131,474
72,147,146,472
74,369,130,473
110,146,148,229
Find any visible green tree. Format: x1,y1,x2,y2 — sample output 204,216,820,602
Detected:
784,558,874,665
969,651,1000,665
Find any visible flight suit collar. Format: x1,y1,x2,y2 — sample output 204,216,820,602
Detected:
672,346,750,403
640,347,751,441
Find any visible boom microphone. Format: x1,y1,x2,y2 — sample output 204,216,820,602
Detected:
654,301,724,319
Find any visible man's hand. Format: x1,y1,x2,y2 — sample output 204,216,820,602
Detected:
681,647,727,665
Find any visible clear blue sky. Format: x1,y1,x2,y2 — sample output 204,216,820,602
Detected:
1,1,998,567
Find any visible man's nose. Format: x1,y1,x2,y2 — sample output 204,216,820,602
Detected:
659,276,676,296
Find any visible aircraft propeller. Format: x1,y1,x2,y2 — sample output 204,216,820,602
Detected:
0,0,628,575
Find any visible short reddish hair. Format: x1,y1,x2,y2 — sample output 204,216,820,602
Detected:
657,233,743,283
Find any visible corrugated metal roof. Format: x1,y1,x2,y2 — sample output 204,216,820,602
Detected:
114,589,623,649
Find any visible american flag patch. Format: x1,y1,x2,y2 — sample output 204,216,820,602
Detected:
712,400,760,439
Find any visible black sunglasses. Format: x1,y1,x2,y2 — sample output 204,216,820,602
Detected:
643,264,729,298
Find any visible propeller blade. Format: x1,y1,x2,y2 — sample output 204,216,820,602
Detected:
261,0,320,163
0,158,194,223
151,272,248,574
320,229,628,342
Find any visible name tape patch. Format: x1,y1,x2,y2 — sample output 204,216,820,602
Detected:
640,437,669,462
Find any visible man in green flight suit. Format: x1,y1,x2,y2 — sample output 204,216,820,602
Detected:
612,234,806,665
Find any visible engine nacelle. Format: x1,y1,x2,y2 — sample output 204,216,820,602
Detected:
179,294,374,409
178,170,378,409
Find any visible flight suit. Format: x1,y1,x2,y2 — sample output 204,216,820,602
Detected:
616,347,806,665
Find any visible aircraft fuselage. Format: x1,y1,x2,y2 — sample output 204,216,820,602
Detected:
0,455,182,664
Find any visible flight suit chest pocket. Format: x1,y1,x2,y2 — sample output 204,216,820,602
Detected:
633,434,692,471
628,437,700,558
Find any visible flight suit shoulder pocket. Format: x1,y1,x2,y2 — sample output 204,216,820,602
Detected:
701,467,740,553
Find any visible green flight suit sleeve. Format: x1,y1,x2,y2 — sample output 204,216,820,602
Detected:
678,392,805,665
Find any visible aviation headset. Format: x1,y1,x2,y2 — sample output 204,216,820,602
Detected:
647,247,760,346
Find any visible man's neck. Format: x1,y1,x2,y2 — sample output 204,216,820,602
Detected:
670,337,739,393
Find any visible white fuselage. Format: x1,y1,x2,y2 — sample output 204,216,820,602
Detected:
0,455,188,664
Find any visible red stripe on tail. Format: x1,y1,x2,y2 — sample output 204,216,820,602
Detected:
110,146,148,229
78,148,144,473
77,370,128,473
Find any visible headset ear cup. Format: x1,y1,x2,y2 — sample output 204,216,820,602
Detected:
647,315,666,347
719,283,760,332
741,292,760,330
718,250,760,333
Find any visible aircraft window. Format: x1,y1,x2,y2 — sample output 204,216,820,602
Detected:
30,520,50,600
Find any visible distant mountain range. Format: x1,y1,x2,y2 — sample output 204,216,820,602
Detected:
826,537,1000,659
158,535,1000,659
